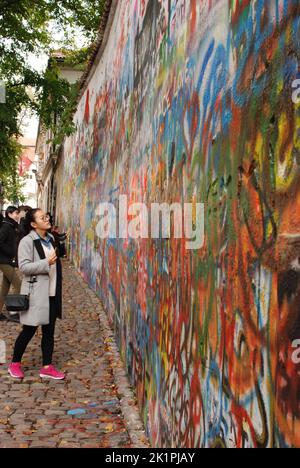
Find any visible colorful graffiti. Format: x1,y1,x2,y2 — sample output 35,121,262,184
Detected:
57,0,300,447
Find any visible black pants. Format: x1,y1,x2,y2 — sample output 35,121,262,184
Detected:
12,298,57,366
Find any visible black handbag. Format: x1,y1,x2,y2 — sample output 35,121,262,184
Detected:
5,240,36,313
5,294,30,312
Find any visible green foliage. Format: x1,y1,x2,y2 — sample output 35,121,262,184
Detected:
1,171,27,205
0,0,106,196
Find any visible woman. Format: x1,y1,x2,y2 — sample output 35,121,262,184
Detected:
0,206,21,322
8,208,65,380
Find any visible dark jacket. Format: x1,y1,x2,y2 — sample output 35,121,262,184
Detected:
52,231,67,257
0,218,19,266
18,217,28,242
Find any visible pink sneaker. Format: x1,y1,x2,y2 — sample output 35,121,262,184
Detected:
8,363,25,380
39,365,65,380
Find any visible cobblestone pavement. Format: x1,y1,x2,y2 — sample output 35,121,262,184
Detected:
0,261,149,448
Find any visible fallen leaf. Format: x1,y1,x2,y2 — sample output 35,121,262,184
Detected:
105,424,114,433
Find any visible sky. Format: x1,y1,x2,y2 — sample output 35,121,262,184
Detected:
22,115,39,141
22,54,48,141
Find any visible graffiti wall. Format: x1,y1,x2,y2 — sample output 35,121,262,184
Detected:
58,0,300,447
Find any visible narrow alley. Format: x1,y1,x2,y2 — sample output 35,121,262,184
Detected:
1,0,300,450
0,262,148,449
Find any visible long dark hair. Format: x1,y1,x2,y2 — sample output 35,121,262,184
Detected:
20,208,42,239
5,206,19,218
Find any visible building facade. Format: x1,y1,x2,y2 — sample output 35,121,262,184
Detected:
36,52,83,221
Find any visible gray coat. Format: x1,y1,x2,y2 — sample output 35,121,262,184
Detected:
18,231,63,326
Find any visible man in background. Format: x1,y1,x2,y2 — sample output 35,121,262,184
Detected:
0,207,21,322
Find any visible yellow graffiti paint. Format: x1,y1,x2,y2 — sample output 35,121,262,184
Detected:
275,113,295,190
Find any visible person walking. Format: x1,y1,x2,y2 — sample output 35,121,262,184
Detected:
8,208,65,380
0,206,21,322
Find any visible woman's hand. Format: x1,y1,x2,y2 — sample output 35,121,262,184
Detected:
48,252,57,266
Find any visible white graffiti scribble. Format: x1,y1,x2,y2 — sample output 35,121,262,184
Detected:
292,339,300,364
292,79,300,104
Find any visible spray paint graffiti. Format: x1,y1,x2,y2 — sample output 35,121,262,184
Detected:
58,0,300,447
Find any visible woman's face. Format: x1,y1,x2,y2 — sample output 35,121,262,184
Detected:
9,210,20,223
31,210,51,231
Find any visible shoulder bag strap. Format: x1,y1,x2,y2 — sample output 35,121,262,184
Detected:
27,240,38,296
